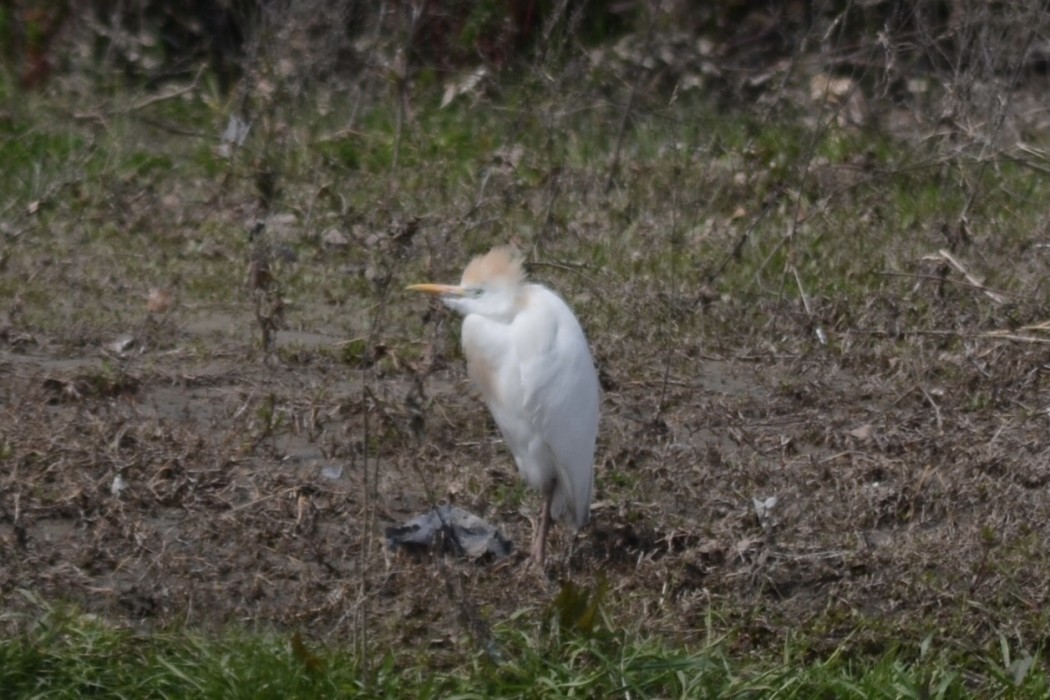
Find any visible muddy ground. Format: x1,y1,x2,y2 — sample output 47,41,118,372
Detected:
3,240,1050,663
3,30,1050,658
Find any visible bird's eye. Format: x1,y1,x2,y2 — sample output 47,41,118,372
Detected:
468,288,484,298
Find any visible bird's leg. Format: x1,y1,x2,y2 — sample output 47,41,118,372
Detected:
530,486,554,567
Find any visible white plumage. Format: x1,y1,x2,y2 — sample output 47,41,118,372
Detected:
408,246,600,566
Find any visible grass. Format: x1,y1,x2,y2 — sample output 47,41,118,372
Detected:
2,596,1048,699
4,81,1042,341
6,35,1050,699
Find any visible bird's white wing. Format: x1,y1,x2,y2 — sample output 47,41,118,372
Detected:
512,285,599,529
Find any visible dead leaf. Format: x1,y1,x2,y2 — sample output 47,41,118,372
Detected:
849,423,873,441
147,288,173,315
322,228,349,248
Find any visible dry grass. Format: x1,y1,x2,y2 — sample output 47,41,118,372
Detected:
3,4,1050,687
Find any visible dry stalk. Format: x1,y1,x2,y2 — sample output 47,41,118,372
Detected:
390,3,423,175
72,66,205,125
924,249,1006,304
604,3,654,192
354,235,419,683
246,222,283,359
656,176,680,420
955,1,1048,224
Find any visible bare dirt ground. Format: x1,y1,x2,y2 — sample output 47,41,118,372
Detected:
3,243,1050,662
4,3,1050,655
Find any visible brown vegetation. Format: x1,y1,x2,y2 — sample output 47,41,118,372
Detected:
3,0,1050,668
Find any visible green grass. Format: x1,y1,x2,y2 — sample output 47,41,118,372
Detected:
4,81,1042,335
2,598,1047,699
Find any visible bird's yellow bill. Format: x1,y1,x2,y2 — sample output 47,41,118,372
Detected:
405,283,465,296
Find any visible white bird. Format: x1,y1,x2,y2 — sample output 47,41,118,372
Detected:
407,246,600,567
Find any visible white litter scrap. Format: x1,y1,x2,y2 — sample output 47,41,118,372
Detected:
320,464,343,480
752,495,778,530
107,335,139,358
218,114,251,157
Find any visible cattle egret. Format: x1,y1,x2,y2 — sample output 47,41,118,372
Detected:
408,246,599,567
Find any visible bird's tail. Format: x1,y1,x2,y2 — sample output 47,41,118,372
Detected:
551,482,590,531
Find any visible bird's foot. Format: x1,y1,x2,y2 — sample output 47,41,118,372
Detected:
521,554,551,590
519,537,555,587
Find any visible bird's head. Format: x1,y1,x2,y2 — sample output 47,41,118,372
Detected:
407,246,525,321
